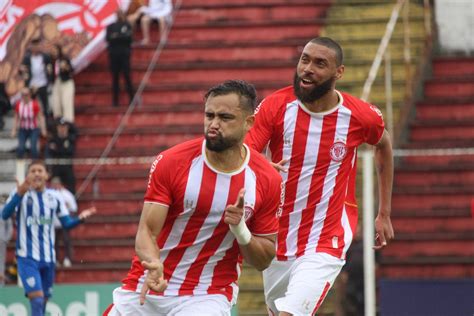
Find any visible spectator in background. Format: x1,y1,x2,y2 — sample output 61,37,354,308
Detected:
21,38,54,116
11,87,47,159
1,160,96,316
0,82,11,130
128,0,172,45
0,202,13,286
106,9,134,107
52,45,75,123
51,177,77,268
47,117,77,194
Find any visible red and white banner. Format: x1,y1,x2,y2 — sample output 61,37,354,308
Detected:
0,0,129,95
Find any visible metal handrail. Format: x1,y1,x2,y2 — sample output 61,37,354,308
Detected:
360,0,406,103
75,0,183,199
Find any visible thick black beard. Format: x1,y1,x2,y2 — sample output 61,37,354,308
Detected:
293,72,334,104
205,134,237,152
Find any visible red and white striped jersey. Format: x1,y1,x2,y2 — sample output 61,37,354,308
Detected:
245,86,385,261
121,138,282,302
15,100,40,129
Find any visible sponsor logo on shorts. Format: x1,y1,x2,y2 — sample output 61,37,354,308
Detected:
329,141,348,162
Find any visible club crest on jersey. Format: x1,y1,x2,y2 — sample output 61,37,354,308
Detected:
329,141,348,162
244,204,254,222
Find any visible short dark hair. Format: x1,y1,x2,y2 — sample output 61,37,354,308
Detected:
204,80,257,114
309,37,343,66
28,159,47,171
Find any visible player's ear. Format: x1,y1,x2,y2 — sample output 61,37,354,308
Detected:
245,114,255,131
335,64,344,81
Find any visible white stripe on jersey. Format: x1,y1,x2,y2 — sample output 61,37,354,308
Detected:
165,172,232,296
341,153,357,257
281,100,299,183
244,167,257,220
286,113,324,257
31,193,41,261
305,105,352,256
194,231,235,295
159,156,204,265
17,202,27,258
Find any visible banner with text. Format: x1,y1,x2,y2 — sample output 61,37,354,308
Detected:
0,283,119,316
0,0,128,96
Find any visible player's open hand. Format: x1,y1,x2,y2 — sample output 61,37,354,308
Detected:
224,188,245,226
373,213,394,250
79,206,97,221
140,260,168,305
16,176,32,196
271,159,288,173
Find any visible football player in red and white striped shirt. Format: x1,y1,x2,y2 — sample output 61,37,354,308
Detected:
105,80,283,316
245,37,395,316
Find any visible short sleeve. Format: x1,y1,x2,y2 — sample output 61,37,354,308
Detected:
248,176,282,235
362,104,385,145
144,153,173,206
245,98,274,152
54,192,70,218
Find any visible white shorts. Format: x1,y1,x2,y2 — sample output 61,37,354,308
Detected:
263,253,345,316
106,287,232,316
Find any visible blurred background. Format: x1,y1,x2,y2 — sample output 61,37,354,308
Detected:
0,0,472,315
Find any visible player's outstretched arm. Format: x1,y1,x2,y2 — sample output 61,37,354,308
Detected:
373,129,395,249
136,202,169,305
225,189,276,271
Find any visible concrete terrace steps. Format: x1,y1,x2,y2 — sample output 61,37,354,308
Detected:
392,193,472,212
76,123,202,134
74,106,203,126
391,217,473,235
389,207,471,218
76,134,198,151
424,77,474,98
409,124,474,142
382,240,474,259
432,57,474,77
394,169,474,187
379,257,474,278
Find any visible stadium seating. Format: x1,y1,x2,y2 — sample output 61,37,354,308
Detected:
6,0,471,314
381,56,474,279
72,1,333,315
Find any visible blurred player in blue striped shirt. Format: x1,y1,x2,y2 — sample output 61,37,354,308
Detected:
1,160,96,316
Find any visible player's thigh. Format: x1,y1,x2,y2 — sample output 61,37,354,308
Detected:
262,259,294,315
17,257,44,296
170,294,231,316
39,262,55,298
111,287,166,316
275,253,345,316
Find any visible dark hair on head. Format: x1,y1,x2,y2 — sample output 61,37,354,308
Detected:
28,159,47,171
30,38,41,45
309,37,343,66
204,80,257,114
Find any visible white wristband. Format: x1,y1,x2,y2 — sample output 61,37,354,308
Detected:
229,219,252,245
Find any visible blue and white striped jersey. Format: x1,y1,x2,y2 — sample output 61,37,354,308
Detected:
6,188,69,263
